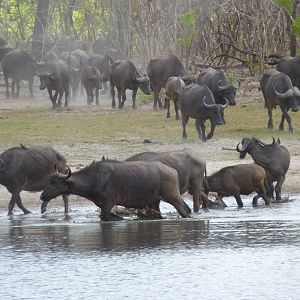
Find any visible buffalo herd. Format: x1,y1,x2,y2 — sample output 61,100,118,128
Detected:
0,36,297,219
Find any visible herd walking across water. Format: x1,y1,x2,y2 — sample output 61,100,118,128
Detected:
0,36,298,219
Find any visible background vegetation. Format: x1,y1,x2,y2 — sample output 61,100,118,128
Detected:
1,0,300,71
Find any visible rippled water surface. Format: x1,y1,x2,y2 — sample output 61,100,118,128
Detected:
1,196,300,300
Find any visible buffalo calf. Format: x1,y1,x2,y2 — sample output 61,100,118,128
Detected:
207,163,271,207
82,66,103,105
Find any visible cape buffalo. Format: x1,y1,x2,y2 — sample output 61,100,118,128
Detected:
164,76,185,120
0,145,69,215
207,163,271,207
92,37,124,60
260,70,299,133
40,160,191,221
38,59,70,108
197,67,238,105
146,55,187,109
277,56,300,89
1,50,37,98
126,148,207,212
109,60,151,109
181,83,228,141
87,54,114,93
236,137,290,202
81,66,103,105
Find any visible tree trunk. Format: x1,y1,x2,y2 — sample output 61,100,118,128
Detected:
32,0,50,61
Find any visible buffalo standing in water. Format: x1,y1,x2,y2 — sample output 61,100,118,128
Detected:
41,160,191,221
236,137,290,202
0,145,69,215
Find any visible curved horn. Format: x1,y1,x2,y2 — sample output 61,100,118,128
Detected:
203,96,215,108
217,80,228,91
221,97,229,108
0,158,4,169
274,86,294,99
135,75,149,83
53,164,72,179
236,139,250,152
293,87,300,97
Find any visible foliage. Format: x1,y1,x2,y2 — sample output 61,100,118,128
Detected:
276,0,293,13
178,10,197,47
292,16,300,37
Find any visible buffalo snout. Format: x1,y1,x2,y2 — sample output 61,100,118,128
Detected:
292,107,299,112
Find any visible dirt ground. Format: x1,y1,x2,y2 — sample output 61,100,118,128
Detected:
0,79,299,213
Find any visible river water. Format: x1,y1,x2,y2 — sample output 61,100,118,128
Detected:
0,195,300,300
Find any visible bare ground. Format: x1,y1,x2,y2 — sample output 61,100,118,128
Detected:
0,79,299,213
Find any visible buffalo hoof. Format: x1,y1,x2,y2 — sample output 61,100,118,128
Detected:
101,212,124,222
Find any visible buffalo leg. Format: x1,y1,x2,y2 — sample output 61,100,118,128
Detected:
110,82,116,108
153,87,162,110
120,88,127,109
29,78,34,98
190,179,203,212
8,193,31,215
166,98,171,118
174,99,180,121
11,79,15,97
233,194,243,208
164,196,191,218
182,113,188,139
95,88,100,106
117,88,122,108
4,75,10,98
15,80,20,98
275,176,285,201
281,109,293,133
267,106,273,130
101,81,108,94
64,88,69,107
99,201,123,221
57,91,63,108
62,194,69,214
207,123,216,140
132,88,138,109
198,119,207,142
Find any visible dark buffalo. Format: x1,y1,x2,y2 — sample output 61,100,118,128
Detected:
146,55,187,109
52,36,85,54
109,60,151,109
59,52,82,99
207,163,270,207
92,37,124,60
276,56,300,89
260,70,299,133
0,37,12,61
40,160,191,221
181,83,228,141
0,144,68,215
127,148,208,212
87,54,114,93
43,50,59,62
236,136,290,202
81,66,103,105
38,59,70,108
1,50,37,98
164,76,185,120
197,67,237,105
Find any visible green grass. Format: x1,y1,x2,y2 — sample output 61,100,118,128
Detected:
0,100,299,148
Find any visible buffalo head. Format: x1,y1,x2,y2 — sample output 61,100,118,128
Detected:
38,72,56,90
132,71,152,95
217,80,237,106
40,165,72,202
203,96,228,126
275,85,300,112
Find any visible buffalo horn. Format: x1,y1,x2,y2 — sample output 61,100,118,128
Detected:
135,75,149,83
274,86,294,99
217,80,228,91
221,97,229,108
293,87,300,97
0,158,4,169
203,96,215,108
236,140,250,152
53,164,72,179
